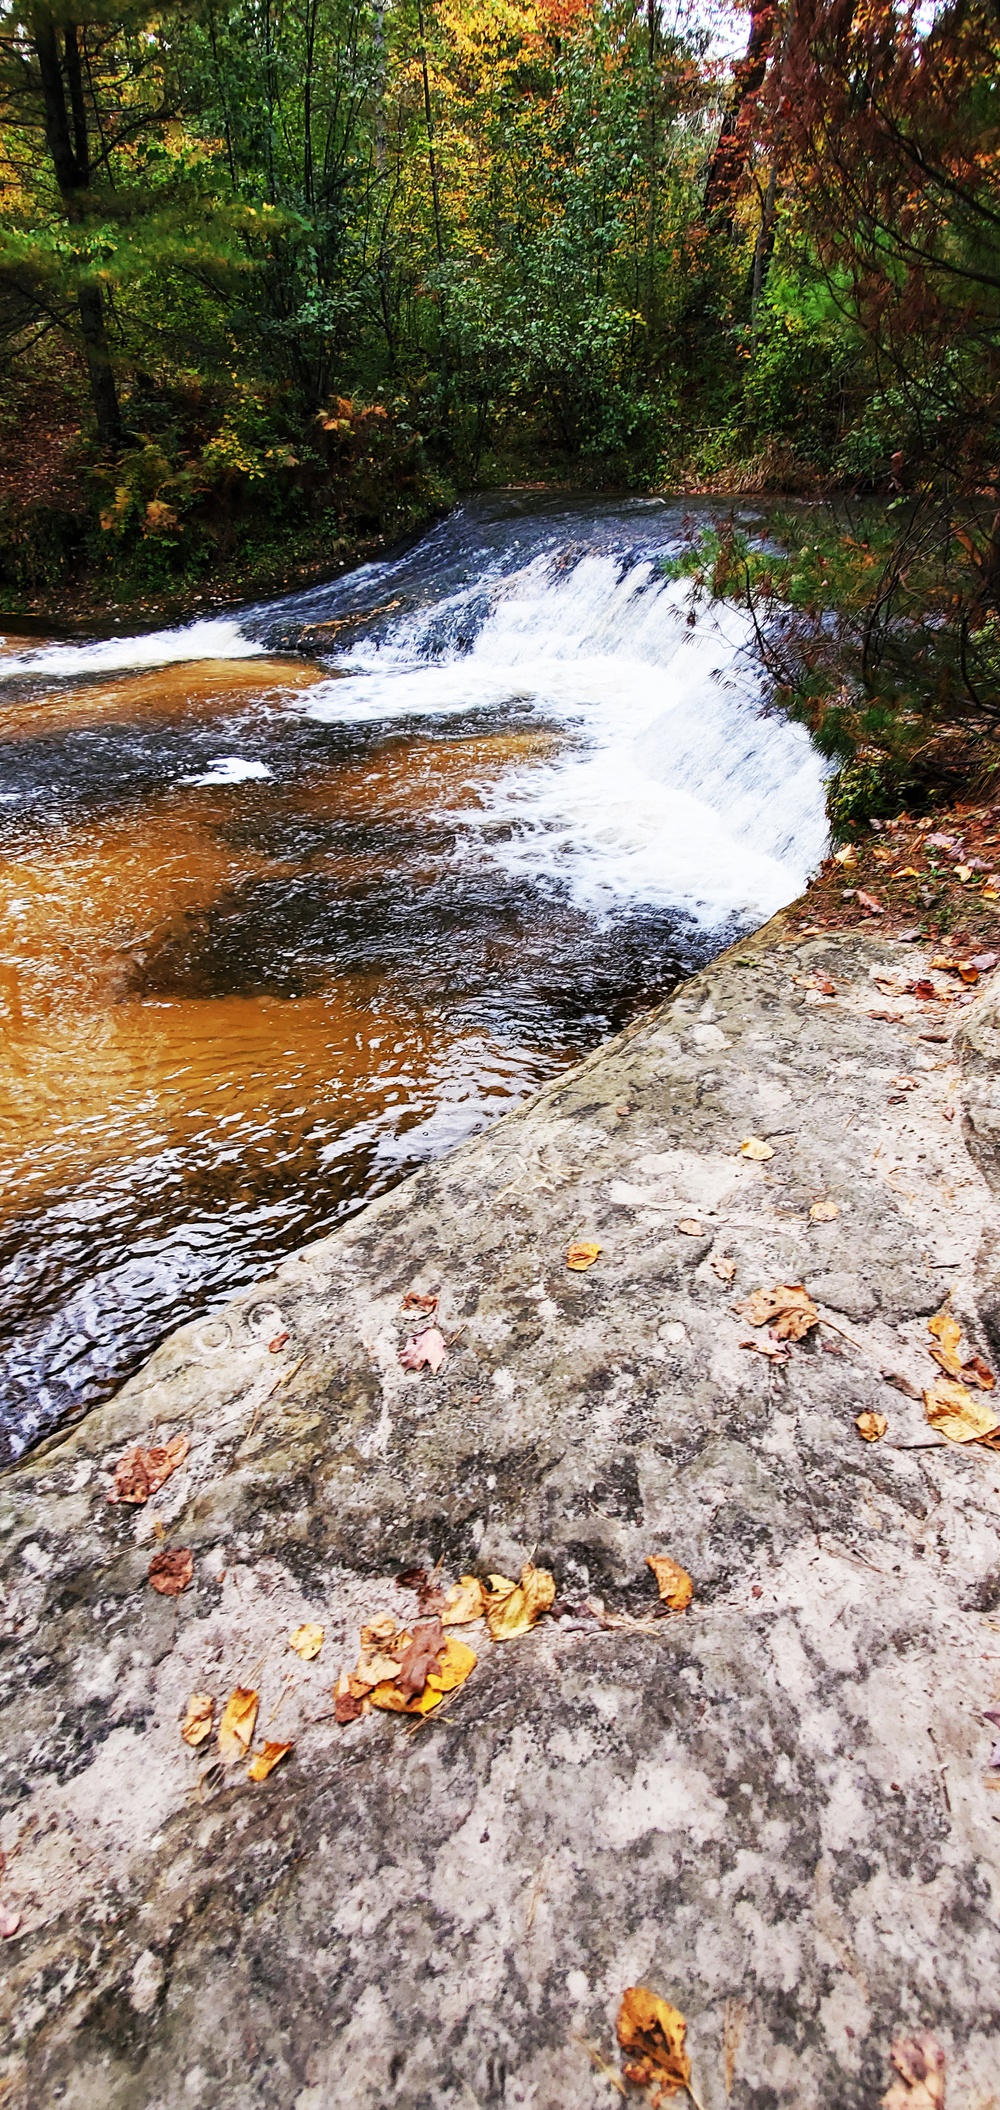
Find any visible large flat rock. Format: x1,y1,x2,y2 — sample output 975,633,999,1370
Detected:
2,917,1000,2107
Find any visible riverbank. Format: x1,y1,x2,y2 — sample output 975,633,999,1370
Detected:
2,898,999,2106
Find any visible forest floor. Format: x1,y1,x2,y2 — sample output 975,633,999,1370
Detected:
2,890,1000,2106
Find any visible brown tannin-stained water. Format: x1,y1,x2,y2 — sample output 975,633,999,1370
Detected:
0,496,830,1458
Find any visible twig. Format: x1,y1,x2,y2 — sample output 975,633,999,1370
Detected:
572,2037,627,2098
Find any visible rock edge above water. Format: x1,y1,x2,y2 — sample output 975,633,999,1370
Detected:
2,913,1000,2108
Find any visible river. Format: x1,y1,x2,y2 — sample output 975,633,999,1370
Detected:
0,493,829,1460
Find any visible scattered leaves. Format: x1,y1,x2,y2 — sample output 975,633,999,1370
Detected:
616,1987,691,2098
810,1199,839,1221
856,1411,887,1443
882,2031,946,2110
646,1555,694,1611
484,1562,556,1640
395,1617,446,1698
710,1253,737,1282
370,1633,477,1715
740,1136,773,1160
962,1353,996,1390
218,1687,259,1763
442,1574,488,1624
289,1623,324,1660
180,1692,214,1748
924,1380,1000,1445
268,1331,289,1352
147,1547,194,1596
247,1741,293,1782
108,1432,189,1506
737,1283,820,1340
399,1326,447,1374
566,1240,601,1270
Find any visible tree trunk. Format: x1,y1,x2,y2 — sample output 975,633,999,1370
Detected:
704,0,776,232
31,7,123,449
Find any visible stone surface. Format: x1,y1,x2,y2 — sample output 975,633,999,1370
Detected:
2,916,1000,2107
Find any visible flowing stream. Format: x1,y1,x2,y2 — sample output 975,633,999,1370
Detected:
0,494,829,1459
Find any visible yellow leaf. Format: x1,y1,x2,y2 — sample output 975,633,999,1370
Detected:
809,1199,839,1222
180,1692,214,1748
955,865,972,883
736,1283,819,1340
360,1615,398,1648
218,1686,259,1763
855,1411,887,1443
247,1740,293,1782
566,1240,601,1271
924,1381,1000,1445
289,1623,324,1660
740,1136,774,1161
927,1307,963,1377
646,1554,694,1610
616,1986,691,2096
834,845,857,866
442,1575,487,1624
484,1562,556,1640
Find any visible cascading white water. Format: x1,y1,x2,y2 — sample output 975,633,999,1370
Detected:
0,616,262,682
300,548,830,926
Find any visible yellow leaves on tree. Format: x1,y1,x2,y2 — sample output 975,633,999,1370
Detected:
616,1987,691,2098
484,1563,556,1639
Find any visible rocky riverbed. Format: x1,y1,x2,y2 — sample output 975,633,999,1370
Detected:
2,910,1000,2108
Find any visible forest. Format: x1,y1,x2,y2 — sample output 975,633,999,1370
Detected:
1,0,999,817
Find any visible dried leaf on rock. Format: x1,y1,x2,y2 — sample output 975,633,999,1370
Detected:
737,1283,819,1340
962,1353,996,1390
882,2031,946,2110
289,1623,324,1660
857,890,884,913
924,1380,1000,1445
396,1617,446,1698
740,1334,791,1365
485,1562,556,1640
0,1907,21,1940
369,1634,477,1715
360,1615,398,1647
395,1566,428,1591
710,1254,736,1282
218,1687,259,1763
399,1326,447,1373
616,1987,691,2097
442,1574,487,1624
566,1240,601,1271
740,1136,774,1161
148,1547,194,1596
646,1554,694,1611
911,979,937,1000
402,1291,438,1313
247,1740,293,1782
108,1432,189,1506
353,1648,407,1691
890,1076,918,1092
928,1307,963,1377
856,1412,888,1443
810,1200,839,1222
676,1218,704,1236
180,1692,214,1747
334,1671,364,1724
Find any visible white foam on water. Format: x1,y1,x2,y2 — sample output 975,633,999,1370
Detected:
182,756,274,786
0,617,263,683
301,550,830,928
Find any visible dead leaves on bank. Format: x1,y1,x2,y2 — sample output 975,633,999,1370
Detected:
180,1692,214,1747
923,1306,999,1445
616,1987,691,2099
183,1683,294,1784
246,1741,293,1782
289,1623,324,1660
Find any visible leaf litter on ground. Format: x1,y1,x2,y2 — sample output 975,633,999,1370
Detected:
736,1283,820,1341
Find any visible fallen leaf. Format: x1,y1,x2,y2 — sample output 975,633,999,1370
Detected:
882,1370,921,1400
360,1615,398,1647
395,1617,446,1698
268,1330,289,1352
890,1076,918,1091
108,1432,189,1505
395,1566,428,1591
928,1306,963,1378
810,1199,839,1222
0,1908,21,1940
442,1574,488,1624
856,1411,888,1443
334,1670,364,1724
834,844,857,865
566,1240,601,1270
616,1987,691,2097
646,1554,694,1610
399,1326,447,1373
737,1283,819,1340
676,1218,704,1236
955,865,973,884
352,1647,408,1691
289,1623,324,1660
402,1291,438,1313
247,1741,293,1782
148,1547,194,1596
180,1693,214,1748
740,1334,791,1364
882,2030,946,2110
972,951,998,971
924,1380,1000,1445
710,1254,737,1282
962,1353,996,1390
740,1136,774,1161
857,890,884,913
911,979,937,1000
218,1687,259,1763
484,1562,556,1640
370,1633,477,1715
